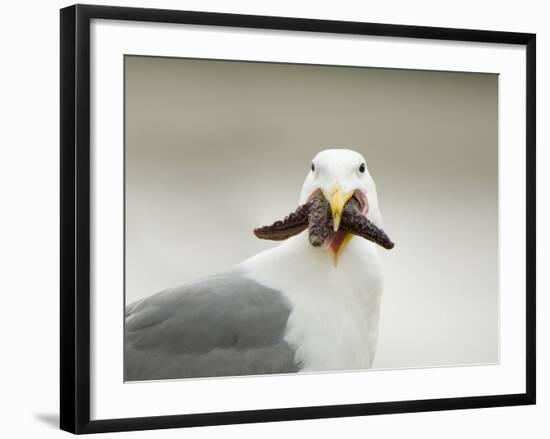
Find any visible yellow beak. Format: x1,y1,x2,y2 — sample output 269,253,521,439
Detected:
322,183,355,231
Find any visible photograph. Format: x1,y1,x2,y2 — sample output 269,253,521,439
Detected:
123,55,499,382
56,3,536,434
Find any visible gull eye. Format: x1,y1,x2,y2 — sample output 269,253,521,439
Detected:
359,163,366,173
311,163,315,172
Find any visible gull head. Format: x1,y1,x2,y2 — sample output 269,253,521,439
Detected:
253,148,392,262
299,148,384,257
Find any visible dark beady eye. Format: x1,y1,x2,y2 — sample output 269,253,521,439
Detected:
359,163,366,173
311,162,315,172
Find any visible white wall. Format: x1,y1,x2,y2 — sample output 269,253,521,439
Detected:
0,0,546,437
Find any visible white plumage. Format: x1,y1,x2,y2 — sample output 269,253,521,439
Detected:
238,148,385,371
125,148,389,380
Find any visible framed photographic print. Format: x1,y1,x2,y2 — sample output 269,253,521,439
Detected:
60,4,536,434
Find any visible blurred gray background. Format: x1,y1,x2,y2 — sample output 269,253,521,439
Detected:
125,55,498,369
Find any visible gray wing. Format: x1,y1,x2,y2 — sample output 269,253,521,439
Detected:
125,273,300,381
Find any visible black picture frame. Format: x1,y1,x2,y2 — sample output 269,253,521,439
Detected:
60,4,536,434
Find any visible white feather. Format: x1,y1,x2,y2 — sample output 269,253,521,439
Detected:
236,148,386,372
238,234,383,371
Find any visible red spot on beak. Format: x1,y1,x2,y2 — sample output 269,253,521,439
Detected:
328,231,349,254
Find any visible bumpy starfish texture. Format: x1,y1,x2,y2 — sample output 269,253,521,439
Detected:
307,197,333,247
253,203,309,241
253,195,394,250
340,198,395,249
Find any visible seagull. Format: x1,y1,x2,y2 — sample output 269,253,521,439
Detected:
125,149,393,381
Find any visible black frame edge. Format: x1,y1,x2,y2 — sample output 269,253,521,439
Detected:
60,4,93,434
525,35,536,403
60,5,77,434
76,3,534,44
77,394,532,434
60,4,537,434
